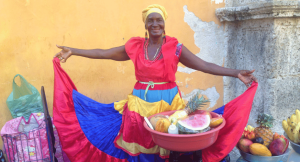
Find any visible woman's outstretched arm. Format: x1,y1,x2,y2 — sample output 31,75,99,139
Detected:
54,45,130,63
179,45,258,87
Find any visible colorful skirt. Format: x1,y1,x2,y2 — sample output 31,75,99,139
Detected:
53,58,258,162
53,58,186,162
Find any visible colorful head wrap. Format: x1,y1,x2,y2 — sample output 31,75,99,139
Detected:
142,4,168,23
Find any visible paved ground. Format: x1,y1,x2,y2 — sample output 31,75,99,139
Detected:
229,148,241,162
229,146,291,162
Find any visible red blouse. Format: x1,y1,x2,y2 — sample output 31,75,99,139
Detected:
125,36,182,82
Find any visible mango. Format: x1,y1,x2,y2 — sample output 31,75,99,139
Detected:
209,117,223,128
249,143,272,156
269,138,288,156
238,138,253,153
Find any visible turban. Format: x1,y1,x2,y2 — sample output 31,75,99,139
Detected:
142,4,168,23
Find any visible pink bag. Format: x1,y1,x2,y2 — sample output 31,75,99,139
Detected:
1,113,69,162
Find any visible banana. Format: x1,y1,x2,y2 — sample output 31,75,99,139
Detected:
288,117,292,127
282,120,289,132
296,109,300,123
247,125,254,132
292,122,300,143
291,114,297,128
286,126,295,142
283,119,294,141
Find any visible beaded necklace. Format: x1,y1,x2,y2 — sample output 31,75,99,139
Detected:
144,38,164,63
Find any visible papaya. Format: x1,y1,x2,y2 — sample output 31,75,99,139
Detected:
249,143,272,156
150,115,167,128
155,118,171,133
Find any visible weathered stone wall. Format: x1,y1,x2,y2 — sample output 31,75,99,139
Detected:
223,18,275,127
218,1,300,161
224,16,300,130
267,18,300,130
221,0,300,133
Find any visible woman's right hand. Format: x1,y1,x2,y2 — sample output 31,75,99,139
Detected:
54,45,72,63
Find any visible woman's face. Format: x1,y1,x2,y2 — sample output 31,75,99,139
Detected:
145,13,165,38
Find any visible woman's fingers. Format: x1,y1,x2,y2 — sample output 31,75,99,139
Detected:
64,52,72,62
245,82,250,88
53,52,60,58
238,69,258,88
53,51,65,62
54,45,71,63
249,69,255,74
244,69,255,75
61,58,66,63
61,54,70,63
56,44,64,49
251,75,258,82
54,45,63,58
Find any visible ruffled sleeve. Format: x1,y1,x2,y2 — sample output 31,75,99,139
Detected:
125,37,144,64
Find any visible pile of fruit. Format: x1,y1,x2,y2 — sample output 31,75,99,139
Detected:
238,114,289,156
282,109,300,144
149,93,224,134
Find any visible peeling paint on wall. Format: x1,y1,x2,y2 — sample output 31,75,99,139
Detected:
116,63,126,74
178,5,226,74
182,87,220,109
211,0,224,4
185,77,193,88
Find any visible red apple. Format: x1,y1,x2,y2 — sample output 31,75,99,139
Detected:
269,138,288,156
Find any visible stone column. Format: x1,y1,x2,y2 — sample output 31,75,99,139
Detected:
216,1,300,161
217,0,300,135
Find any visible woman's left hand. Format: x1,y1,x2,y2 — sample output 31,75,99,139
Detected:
237,70,258,88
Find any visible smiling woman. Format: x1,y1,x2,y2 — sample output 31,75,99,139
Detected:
144,12,165,61
53,4,257,162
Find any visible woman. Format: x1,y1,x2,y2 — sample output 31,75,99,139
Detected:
54,4,257,162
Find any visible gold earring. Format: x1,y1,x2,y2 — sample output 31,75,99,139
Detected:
145,30,148,40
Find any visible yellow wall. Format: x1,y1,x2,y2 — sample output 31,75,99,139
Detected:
0,0,225,149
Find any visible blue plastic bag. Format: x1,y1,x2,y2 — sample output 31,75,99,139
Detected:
6,74,43,121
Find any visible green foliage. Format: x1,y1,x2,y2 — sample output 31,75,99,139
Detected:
256,114,275,128
186,93,209,112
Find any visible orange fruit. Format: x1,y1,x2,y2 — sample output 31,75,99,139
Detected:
210,117,223,128
155,118,171,133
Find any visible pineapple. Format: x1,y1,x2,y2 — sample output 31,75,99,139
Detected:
168,93,209,124
254,114,274,147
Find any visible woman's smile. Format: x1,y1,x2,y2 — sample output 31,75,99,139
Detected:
151,29,162,33
145,12,165,37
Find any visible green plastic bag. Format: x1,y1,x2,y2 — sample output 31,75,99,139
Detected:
6,74,43,121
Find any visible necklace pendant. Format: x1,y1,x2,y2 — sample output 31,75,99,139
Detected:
144,40,162,62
